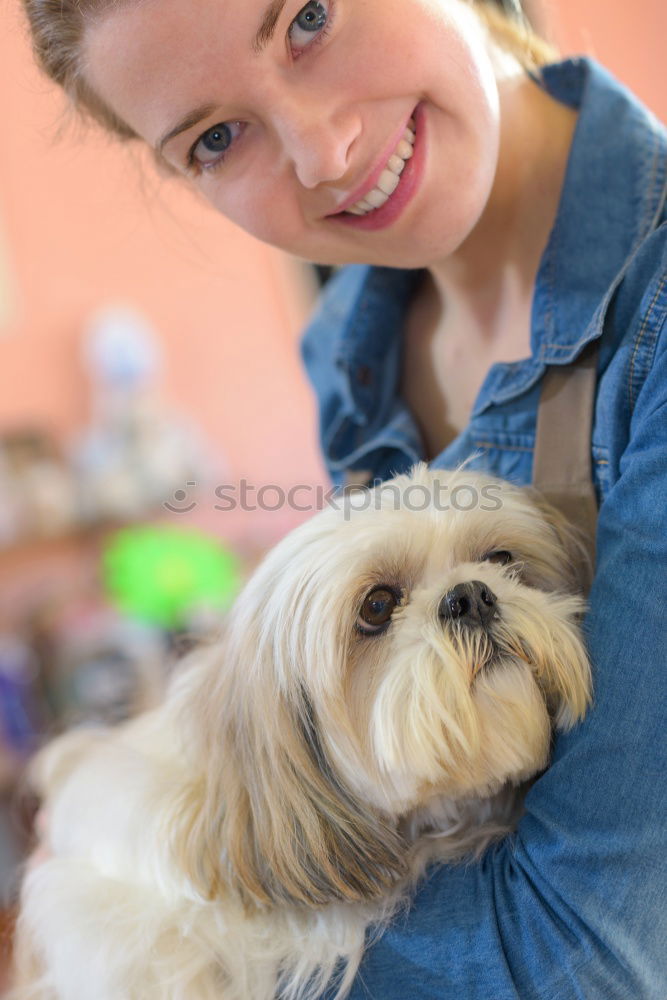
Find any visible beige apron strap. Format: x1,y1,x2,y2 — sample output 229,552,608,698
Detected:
533,340,599,584
343,344,599,584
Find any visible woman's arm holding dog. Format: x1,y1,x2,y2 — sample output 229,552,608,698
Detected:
342,296,667,998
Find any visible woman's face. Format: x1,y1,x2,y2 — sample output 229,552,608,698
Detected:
85,0,503,269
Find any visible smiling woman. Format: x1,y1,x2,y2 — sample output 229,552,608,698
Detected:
62,0,576,278
14,0,667,997
24,0,558,267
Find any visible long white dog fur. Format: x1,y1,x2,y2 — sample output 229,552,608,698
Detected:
12,466,592,1000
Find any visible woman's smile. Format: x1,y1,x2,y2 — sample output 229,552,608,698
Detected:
83,0,503,268
331,111,417,216
328,105,428,232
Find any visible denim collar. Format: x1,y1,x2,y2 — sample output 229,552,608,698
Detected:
326,57,667,427
534,59,667,363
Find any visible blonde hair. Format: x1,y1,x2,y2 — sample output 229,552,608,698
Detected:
475,1,559,68
21,0,559,144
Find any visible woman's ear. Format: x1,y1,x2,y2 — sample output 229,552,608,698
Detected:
170,639,408,910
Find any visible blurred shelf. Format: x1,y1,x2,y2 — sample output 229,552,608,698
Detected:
0,523,113,559
0,515,165,562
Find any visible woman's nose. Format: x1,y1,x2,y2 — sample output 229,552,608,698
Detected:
274,101,360,189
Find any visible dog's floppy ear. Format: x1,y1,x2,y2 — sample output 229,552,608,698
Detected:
221,685,408,908
171,645,408,910
525,488,595,594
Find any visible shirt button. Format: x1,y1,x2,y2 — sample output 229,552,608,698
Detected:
356,365,372,387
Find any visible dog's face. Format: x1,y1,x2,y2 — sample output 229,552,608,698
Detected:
179,467,591,910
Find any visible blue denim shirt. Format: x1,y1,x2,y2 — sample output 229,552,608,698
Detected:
301,58,667,999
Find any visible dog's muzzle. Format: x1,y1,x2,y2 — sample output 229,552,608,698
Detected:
438,581,498,630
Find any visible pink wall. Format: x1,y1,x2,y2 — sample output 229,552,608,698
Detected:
1,4,327,550
1,0,665,549
547,0,666,122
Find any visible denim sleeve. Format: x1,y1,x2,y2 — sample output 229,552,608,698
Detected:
344,316,667,1000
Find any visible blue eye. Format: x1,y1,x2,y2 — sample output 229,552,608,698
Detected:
189,121,243,172
196,124,231,160
289,1,330,52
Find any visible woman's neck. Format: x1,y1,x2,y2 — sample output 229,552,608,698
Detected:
426,64,578,350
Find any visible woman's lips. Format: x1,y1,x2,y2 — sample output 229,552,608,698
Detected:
328,104,427,232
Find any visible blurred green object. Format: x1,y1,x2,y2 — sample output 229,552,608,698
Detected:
102,525,241,628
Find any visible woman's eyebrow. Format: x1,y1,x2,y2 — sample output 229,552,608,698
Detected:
156,104,219,157
253,0,289,54
156,1,289,155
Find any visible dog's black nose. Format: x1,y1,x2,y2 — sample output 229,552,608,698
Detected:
439,581,497,629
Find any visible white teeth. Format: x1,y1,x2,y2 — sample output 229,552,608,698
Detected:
377,168,401,197
345,118,417,217
387,154,406,175
365,187,390,209
395,139,414,160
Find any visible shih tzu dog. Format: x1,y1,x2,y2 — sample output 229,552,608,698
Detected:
12,466,592,1000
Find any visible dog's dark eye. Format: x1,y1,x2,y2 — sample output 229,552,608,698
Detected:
484,549,513,566
357,587,399,635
